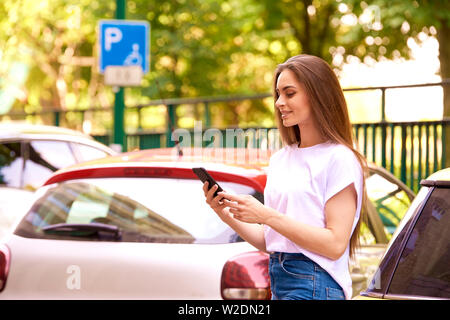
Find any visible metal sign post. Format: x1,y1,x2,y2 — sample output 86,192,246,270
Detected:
114,0,125,151
98,0,150,152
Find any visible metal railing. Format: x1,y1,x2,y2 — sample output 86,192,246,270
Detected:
354,119,448,192
2,80,449,192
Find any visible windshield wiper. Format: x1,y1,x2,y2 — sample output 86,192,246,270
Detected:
41,223,122,240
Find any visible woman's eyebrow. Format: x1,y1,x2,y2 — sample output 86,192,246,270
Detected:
276,85,297,92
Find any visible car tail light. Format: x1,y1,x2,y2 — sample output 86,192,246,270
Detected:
221,251,271,300
0,244,11,292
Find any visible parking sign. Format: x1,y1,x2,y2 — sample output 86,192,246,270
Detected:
99,20,150,74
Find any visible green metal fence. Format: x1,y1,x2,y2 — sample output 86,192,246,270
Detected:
353,120,448,192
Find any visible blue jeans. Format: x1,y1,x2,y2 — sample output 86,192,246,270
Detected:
269,252,345,300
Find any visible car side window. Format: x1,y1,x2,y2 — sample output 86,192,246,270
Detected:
22,140,77,190
0,142,23,188
72,143,109,162
388,187,450,298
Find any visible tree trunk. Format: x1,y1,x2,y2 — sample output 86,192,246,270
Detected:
437,21,450,168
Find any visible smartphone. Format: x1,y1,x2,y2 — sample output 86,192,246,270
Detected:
192,167,224,197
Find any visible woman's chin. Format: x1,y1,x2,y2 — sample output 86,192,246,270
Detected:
282,119,296,127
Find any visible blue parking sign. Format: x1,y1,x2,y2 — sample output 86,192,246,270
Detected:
99,20,150,74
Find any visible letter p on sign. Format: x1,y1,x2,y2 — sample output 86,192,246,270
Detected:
105,27,122,51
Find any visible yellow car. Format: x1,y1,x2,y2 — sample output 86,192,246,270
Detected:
354,167,450,300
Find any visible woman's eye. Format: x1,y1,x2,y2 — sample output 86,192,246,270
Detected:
286,92,295,97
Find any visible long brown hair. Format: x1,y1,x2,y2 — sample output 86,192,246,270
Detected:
273,54,368,258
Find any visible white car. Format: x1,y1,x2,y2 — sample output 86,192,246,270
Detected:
0,122,117,191
0,149,265,299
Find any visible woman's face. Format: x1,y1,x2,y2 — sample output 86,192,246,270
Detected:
275,69,314,128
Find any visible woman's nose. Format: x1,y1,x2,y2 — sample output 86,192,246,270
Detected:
275,96,285,109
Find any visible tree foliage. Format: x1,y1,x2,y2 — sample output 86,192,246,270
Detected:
0,0,119,130
260,1,449,73
0,0,449,132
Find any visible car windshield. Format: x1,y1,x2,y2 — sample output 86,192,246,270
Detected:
14,177,261,244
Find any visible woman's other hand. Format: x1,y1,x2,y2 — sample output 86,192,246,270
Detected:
202,182,268,252
218,192,270,224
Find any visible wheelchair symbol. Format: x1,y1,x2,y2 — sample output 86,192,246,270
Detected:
123,43,143,66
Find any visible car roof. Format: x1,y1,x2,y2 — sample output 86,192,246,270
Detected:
0,121,116,154
420,167,450,187
0,122,92,138
43,147,268,193
425,167,450,181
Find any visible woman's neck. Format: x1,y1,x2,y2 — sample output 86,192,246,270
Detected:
297,124,327,148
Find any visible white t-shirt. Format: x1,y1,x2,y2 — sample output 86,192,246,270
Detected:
263,141,363,299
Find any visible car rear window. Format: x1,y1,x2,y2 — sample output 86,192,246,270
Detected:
14,177,263,244
365,186,430,295
387,187,450,298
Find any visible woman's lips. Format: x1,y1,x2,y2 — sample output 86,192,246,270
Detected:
281,111,292,119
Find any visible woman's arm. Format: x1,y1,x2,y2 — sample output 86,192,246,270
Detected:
220,183,357,260
203,183,267,252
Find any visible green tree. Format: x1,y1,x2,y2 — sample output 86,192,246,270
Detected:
0,0,282,129
0,0,117,120
128,0,281,127
362,0,450,167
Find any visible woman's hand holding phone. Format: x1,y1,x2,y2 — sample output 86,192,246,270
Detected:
202,181,233,222
194,167,231,221
195,167,266,224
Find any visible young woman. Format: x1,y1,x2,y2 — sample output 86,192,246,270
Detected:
203,54,367,300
